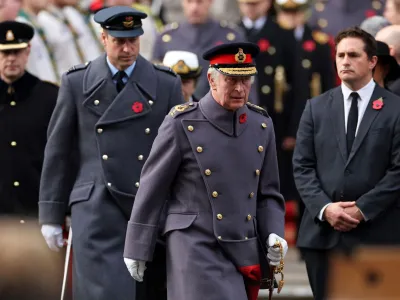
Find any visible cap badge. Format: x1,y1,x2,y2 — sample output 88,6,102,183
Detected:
6,30,14,41
123,16,134,28
172,60,190,74
235,48,246,64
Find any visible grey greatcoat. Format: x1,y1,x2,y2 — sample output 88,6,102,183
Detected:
38,53,183,300
124,93,285,300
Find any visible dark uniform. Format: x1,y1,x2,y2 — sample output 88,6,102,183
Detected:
124,43,285,300
152,19,247,99
0,21,58,221
276,1,335,239
38,7,183,300
309,0,384,37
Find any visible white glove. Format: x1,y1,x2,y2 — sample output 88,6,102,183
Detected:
266,233,288,266
41,224,64,252
124,258,147,282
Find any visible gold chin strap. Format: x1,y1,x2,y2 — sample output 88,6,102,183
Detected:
273,240,285,294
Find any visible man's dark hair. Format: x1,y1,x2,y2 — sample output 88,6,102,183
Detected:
335,26,377,60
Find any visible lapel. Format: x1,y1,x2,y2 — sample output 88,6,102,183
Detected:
346,84,384,166
329,87,348,163
82,54,118,117
83,55,157,125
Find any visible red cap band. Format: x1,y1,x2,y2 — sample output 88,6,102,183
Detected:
210,53,252,65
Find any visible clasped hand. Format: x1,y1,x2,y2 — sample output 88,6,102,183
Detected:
323,201,364,232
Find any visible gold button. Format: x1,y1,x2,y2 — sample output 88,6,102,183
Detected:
302,59,311,69
97,128,103,133
227,32,236,41
135,182,140,188
20,220,25,224
255,169,260,176
245,236,248,240
247,214,252,221
264,66,274,75
315,2,324,11
205,169,212,176
162,34,171,42
261,85,271,95
102,154,108,160
10,101,16,106
94,100,100,105
148,100,154,106
261,123,267,129
107,182,112,187
249,192,255,198
218,236,222,240
10,141,17,146
196,146,203,153
189,102,194,106
171,22,179,29
212,191,218,198
372,0,382,10
268,46,276,55
138,155,144,161
258,146,264,152
217,214,223,220
13,181,19,187
318,18,328,28
188,125,194,132
145,128,151,134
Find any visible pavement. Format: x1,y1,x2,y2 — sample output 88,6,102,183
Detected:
258,247,313,299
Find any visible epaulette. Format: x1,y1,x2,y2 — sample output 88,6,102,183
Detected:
67,61,91,74
312,31,329,45
169,102,197,118
246,102,269,117
154,64,177,76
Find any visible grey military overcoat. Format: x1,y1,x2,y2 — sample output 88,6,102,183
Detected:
38,53,183,300
124,92,285,300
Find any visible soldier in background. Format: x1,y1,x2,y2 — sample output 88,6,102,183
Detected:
384,0,400,25
152,0,246,100
17,0,59,83
238,0,295,206
309,0,384,37
0,21,58,224
37,0,102,78
0,0,21,21
162,50,202,102
376,25,400,95
276,0,335,238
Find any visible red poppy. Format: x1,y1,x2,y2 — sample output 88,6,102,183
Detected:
303,40,316,52
365,9,376,18
239,113,247,124
215,41,223,45
257,39,270,52
132,102,143,113
372,99,384,110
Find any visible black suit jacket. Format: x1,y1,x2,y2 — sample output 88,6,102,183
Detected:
293,84,400,250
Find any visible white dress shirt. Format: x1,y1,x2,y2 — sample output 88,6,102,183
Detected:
318,79,375,221
242,16,267,31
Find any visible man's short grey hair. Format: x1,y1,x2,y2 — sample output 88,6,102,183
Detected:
360,16,391,37
207,67,255,84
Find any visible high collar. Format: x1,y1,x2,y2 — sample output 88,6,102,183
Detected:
1,72,38,101
199,92,248,137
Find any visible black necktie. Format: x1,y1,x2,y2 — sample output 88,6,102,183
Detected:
346,92,359,155
115,71,126,93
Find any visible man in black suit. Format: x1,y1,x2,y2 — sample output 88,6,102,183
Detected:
293,27,400,300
